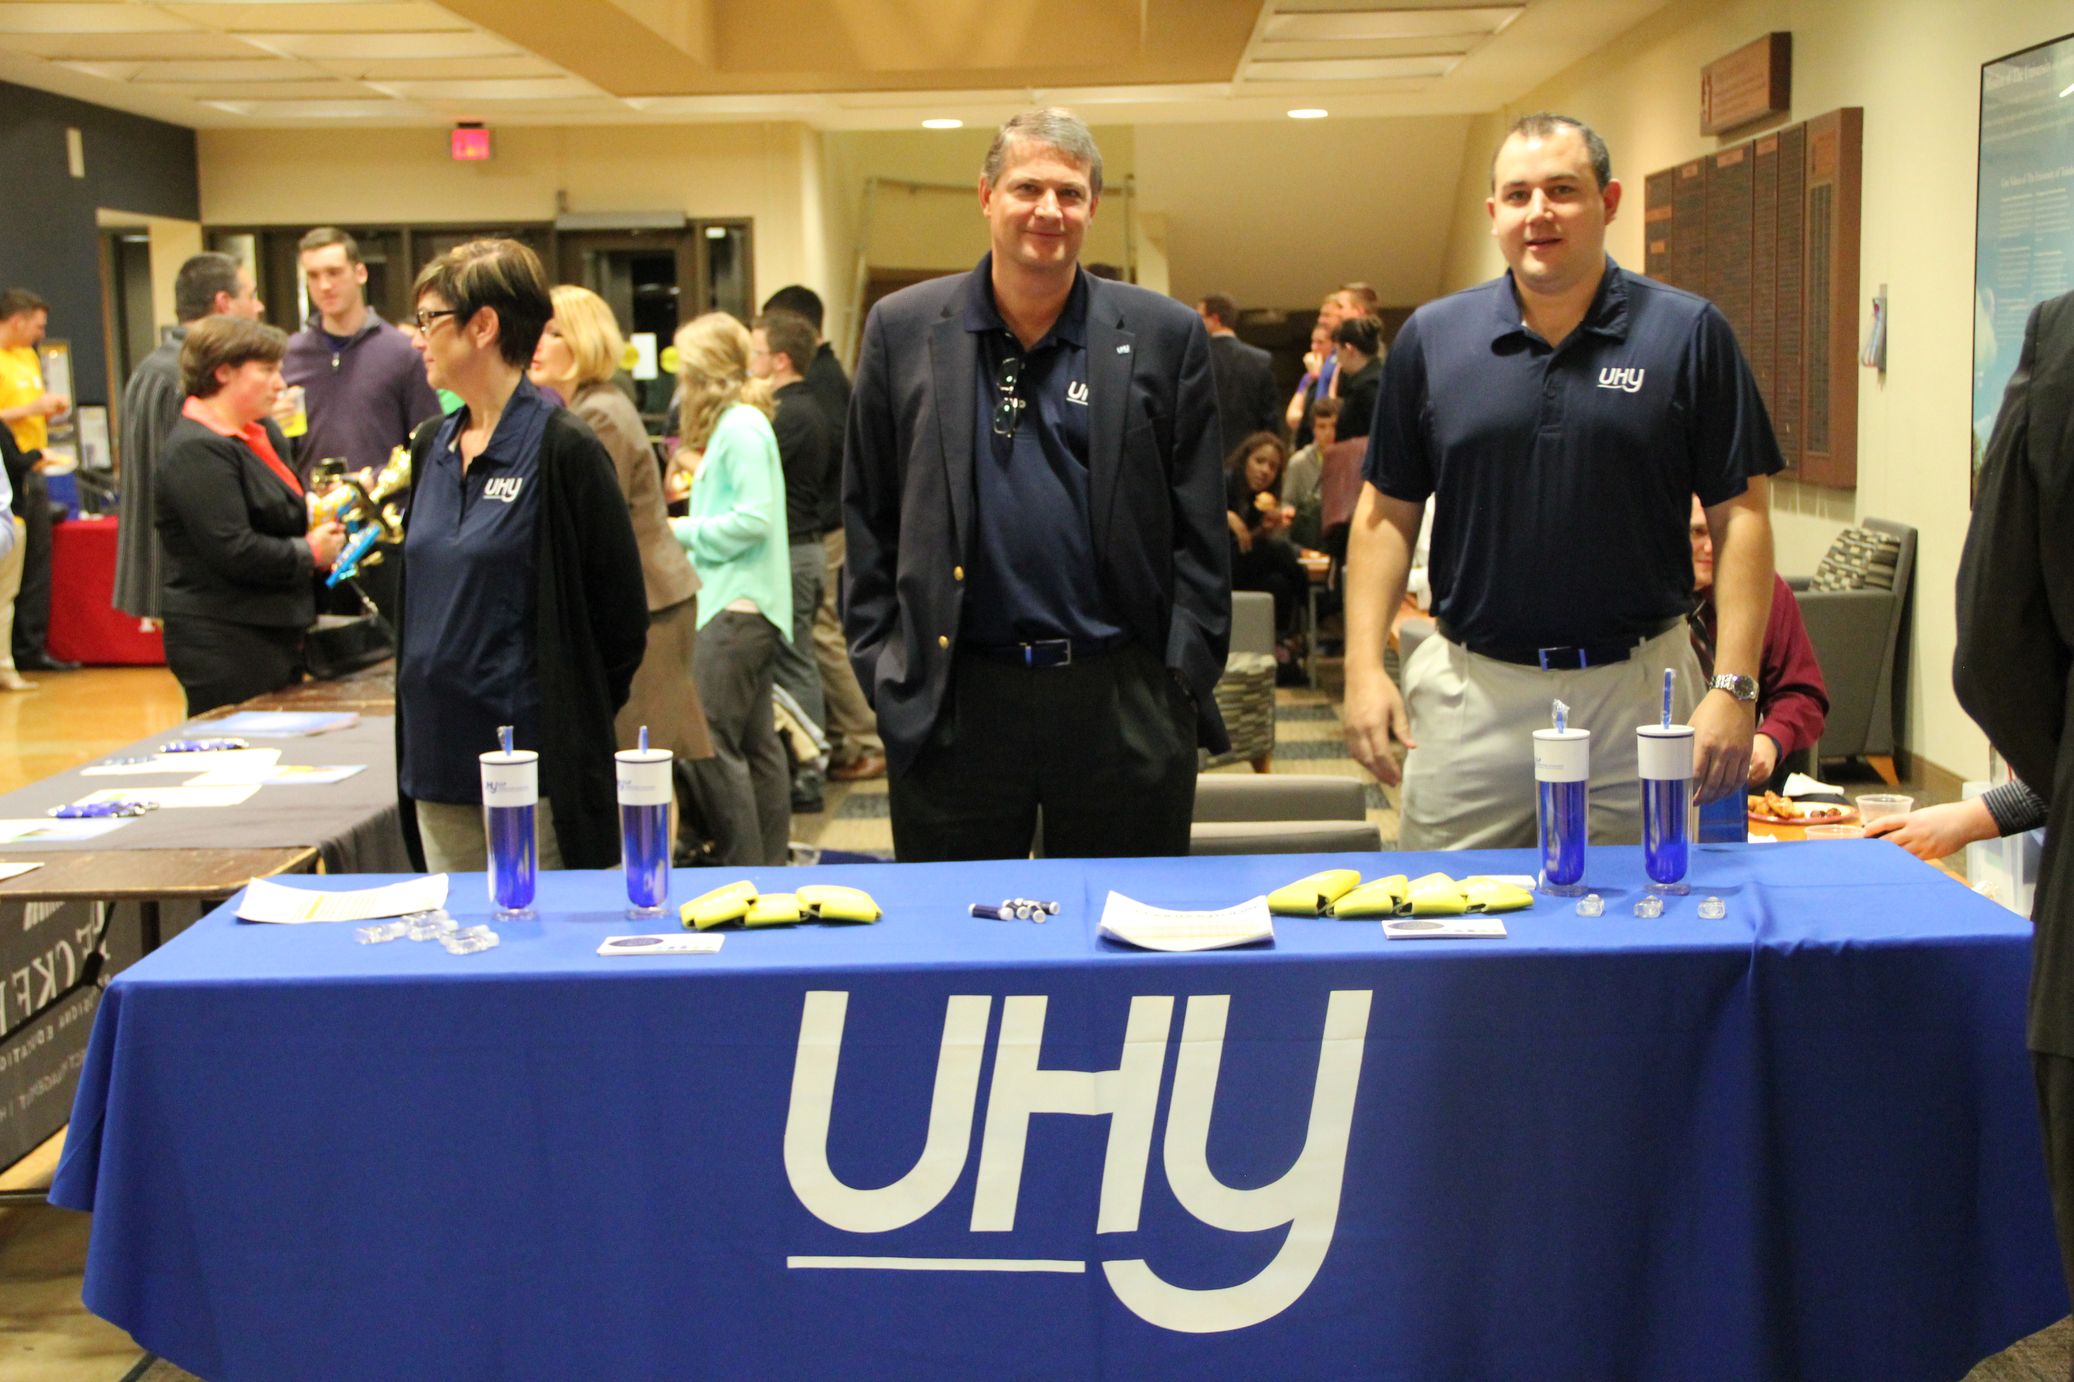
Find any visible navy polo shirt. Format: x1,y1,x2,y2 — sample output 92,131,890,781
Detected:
1364,258,1783,650
959,258,1124,649
398,377,552,803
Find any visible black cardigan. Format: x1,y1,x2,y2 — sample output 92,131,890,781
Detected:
394,408,648,870
154,415,315,629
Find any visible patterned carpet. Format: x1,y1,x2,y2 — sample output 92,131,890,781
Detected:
789,682,1398,857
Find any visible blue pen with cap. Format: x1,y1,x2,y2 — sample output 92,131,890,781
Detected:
480,725,538,920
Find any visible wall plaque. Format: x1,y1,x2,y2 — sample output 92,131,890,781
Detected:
1702,33,1792,135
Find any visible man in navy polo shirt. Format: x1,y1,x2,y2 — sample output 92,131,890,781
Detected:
1342,112,1780,850
844,108,1228,861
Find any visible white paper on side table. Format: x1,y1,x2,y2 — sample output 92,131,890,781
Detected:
0,861,42,882
1383,917,1509,940
237,874,451,924
0,817,133,844
80,748,282,778
1098,891,1274,952
186,763,366,788
75,785,261,810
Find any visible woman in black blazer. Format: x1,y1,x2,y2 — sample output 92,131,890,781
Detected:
155,317,345,715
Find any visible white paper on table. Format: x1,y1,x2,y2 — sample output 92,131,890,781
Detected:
0,861,43,882
237,874,451,924
1383,916,1509,940
0,817,133,844
81,749,282,778
597,934,725,956
75,784,261,810
1097,891,1274,952
186,763,365,788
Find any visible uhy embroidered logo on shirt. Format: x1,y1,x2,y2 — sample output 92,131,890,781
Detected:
1066,380,1090,406
483,476,525,503
784,987,1371,1333
1597,367,1646,393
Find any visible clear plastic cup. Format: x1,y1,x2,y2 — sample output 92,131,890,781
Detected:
1856,794,1913,825
1805,823,1866,839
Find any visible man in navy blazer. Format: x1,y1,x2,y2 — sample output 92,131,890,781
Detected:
844,108,1230,861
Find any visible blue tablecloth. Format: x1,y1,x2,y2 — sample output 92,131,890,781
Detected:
51,843,2067,1380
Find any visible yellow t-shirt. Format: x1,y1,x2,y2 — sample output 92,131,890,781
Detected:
0,346,46,452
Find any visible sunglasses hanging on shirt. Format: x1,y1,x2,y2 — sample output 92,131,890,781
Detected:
992,352,1025,438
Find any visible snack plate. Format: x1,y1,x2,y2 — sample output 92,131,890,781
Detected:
1747,801,1858,826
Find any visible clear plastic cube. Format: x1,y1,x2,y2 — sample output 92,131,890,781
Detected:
1697,896,1727,920
1574,893,1605,918
1632,895,1664,919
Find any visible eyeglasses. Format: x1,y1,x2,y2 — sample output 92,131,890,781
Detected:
991,352,1025,439
414,308,459,333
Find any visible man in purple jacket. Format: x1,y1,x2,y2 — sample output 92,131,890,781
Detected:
282,226,441,482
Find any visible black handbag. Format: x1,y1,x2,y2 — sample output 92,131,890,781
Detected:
304,611,393,680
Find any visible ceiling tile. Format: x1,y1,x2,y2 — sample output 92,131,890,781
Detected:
100,56,326,80
2,30,265,56
367,75,601,100
1240,55,1460,81
159,3,474,34
201,96,409,116
0,4,199,34
246,30,518,59
1261,6,1522,42
132,77,375,97
301,54,561,81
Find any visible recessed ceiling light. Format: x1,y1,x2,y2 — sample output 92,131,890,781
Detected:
1288,108,1328,120
922,117,963,129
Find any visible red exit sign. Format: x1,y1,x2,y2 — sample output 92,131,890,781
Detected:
450,125,492,162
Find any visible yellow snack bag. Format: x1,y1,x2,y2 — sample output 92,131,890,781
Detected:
1267,868,1363,916
1462,877,1536,914
745,892,805,927
1404,872,1469,917
680,879,757,931
1330,874,1410,918
797,884,882,923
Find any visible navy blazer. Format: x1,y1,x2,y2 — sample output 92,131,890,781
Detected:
843,262,1231,772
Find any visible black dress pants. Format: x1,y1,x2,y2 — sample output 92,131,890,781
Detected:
2034,1052,2074,1382
161,614,303,717
1232,536,1307,637
12,469,51,660
889,643,1197,862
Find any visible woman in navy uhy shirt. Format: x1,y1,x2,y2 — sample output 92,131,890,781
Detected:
395,239,646,874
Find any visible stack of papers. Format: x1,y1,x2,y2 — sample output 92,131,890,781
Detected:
0,817,133,844
237,874,449,924
75,785,260,810
82,748,281,778
1097,892,1275,952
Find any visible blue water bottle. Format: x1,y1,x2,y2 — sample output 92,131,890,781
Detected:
617,729,673,920
480,727,538,920
1534,713,1590,897
1637,723,1696,894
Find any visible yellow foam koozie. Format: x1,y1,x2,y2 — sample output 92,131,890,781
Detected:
680,879,757,931
797,884,882,923
1404,872,1470,916
1329,874,1409,918
744,892,805,927
1267,868,1364,916
1462,877,1536,914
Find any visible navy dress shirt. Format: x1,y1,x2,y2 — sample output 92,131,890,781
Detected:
959,261,1125,649
398,377,553,802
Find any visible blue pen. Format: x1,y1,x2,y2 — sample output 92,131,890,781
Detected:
1661,669,1674,729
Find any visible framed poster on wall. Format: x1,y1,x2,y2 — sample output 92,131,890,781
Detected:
1973,33,2074,494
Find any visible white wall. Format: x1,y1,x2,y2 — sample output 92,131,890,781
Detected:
1434,0,2074,779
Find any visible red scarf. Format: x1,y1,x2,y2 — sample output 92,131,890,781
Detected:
182,396,303,497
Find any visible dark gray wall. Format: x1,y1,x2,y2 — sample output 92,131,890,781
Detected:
0,81,198,406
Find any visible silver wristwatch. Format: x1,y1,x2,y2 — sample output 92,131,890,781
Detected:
1709,673,1758,704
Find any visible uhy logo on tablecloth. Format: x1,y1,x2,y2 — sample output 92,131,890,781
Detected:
1597,366,1646,393
783,989,1371,1333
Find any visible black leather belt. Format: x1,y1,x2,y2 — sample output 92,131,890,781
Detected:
960,634,1132,668
1437,618,1680,670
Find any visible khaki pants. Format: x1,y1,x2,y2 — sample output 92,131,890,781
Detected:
813,527,883,762
415,797,564,873
1397,623,1702,850
0,516,24,672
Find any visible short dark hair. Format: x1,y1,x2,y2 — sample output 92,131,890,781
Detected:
1333,314,1381,357
1199,293,1239,328
756,310,817,377
175,253,242,323
411,238,552,369
1310,396,1343,422
760,285,824,332
0,289,47,321
1492,112,1612,190
180,316,287,397
983,107,1103,197
298,226,362,264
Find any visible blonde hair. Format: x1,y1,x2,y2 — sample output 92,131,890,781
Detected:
547,285,624,388
675,312,774,451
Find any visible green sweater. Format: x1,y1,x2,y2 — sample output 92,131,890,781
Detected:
671,402,792,636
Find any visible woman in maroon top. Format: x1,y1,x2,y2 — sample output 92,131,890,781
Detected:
1687,495,1828,789
155,317,345,715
